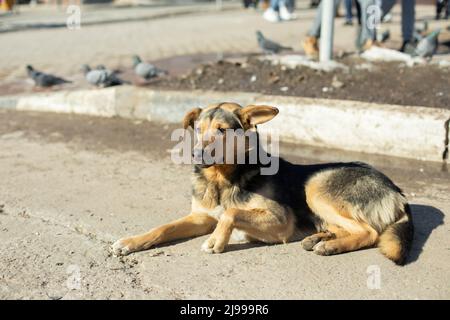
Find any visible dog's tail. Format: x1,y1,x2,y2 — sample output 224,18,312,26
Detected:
378,203,414,265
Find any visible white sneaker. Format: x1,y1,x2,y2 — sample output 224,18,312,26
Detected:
263,8,280,23
279,5,296,21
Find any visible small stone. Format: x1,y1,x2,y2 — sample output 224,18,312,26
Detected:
217,78,224,85
250,75,257,82
269,75,280,84
331,75,344,89
280,86,289,92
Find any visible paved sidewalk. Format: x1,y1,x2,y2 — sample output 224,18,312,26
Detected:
0,109,448,299
1,2,448,85
0,1,241,33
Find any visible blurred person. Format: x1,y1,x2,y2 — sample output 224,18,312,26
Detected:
310,0,321,8
436,0,449,20
302,0,340,56
263,0,297,22
243,0,259,9
344,0,354,25
357,0,415,52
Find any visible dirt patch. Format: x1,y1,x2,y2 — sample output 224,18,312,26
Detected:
151,56,450,109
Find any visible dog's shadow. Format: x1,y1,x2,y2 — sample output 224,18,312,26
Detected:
407,204,445,264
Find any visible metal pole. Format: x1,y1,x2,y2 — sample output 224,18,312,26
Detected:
320,0,335,62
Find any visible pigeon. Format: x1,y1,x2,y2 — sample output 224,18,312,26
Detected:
26,65,71,87
256,31,293,54
413,20,429,42
414,29,440,58
132,55,167,80
82,64,128,87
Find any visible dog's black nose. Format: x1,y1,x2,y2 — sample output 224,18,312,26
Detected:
192,148,203,163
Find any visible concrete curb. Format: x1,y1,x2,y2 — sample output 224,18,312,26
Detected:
1,86,449,163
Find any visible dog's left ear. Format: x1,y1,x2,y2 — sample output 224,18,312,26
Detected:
183,107,202,129
239,105,279,126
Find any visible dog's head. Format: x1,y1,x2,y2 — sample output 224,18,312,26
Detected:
183,102,278,167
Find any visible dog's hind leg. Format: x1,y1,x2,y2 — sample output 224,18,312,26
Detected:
305,192,379,256
313,223,378,256
201,208,295,254
111,213,217,256
301,231,336,251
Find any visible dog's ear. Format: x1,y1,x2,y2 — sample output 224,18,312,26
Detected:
239,105,279,126
183,108,202,129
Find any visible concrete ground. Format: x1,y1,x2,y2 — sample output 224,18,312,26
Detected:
0,109,448,299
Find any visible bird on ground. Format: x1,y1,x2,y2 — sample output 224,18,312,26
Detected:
413,20,429,42
256,31,293,54
26,65,71,87
132,55,167,80
81,64,128,87
414,29,440,58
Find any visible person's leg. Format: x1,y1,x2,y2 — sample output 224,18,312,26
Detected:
381,0,396,18
401,0,415,42
355,0,362,25
264,0,281,22
307,0,340,37
270,0,280,11
345,0,354,23
445,0,449,18
358,0,378,48
308,0,324,37
436,0,443,19
304,0,340,57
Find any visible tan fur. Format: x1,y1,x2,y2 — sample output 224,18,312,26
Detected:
113,103,411,263
378,213,409,262
305,171,380,255
183,107,202,129
114,213,217,254
219,103,241,112
239,105,279,126
378,231,401,261
202,208,296,253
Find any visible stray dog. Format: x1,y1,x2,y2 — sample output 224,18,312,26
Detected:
111,103,414,265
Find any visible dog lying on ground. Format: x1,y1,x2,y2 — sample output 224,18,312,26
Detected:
111,103,414,265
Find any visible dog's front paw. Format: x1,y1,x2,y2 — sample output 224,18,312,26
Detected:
201,236,225,254
111,238,134,256
312,241,338,256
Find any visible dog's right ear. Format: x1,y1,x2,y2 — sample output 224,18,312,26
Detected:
183,108,202,129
